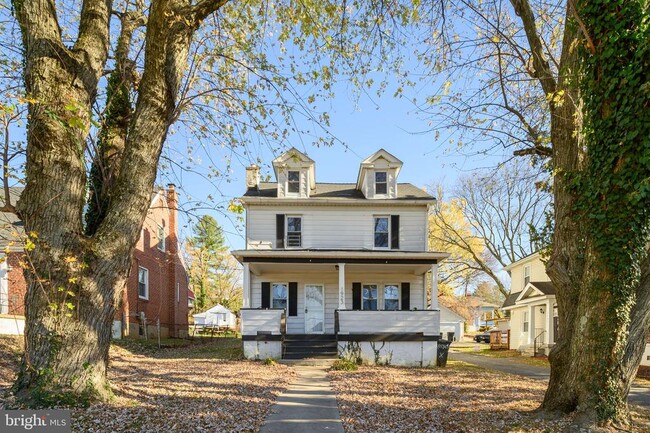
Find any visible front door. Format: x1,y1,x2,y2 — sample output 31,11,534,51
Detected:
304,284,325,334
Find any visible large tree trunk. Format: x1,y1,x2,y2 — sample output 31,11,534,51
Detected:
538,0,650,428
10,0,228,407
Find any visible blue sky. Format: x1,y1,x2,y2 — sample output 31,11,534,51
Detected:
167,77,510,252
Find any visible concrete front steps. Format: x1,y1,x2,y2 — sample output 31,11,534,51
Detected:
283,334,338,361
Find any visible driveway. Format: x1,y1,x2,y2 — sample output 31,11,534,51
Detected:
449,351,650,407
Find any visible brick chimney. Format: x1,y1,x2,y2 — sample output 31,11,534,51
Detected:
166,184,178,336
246,164,260,191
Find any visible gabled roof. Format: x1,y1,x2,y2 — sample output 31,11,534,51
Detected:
502,292,519,308
193,303,233,317
439,304,466,322
243,182,433,201
272,147,316,189
514,281,556,303
356,148,403,190
504,251,541,271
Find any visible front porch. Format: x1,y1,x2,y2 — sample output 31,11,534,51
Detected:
240,308,440,366
235,250,446,366
504,282,558,355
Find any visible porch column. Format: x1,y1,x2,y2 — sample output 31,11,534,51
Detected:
430,263,439,309
528,304,535,344
242,262,251,308
338,263,346,309
545,300,553,345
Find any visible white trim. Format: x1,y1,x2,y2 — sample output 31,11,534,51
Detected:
138,267,149,300
285,215,302,248
361,283,379,311
240,197,435,207
157,223,166,252
231,249,450,262
504,251,541,271
286,170,301,196
382,283,400,311
304,283,325,334
515,282,546,303
373,215,390,249
337,263,346,309
374,171,388,196
271,282,289,310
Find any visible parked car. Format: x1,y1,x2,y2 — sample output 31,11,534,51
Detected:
473,331,491,343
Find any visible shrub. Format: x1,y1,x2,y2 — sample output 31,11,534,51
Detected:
332,359,358,371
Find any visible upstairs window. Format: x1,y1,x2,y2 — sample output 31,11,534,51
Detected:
272,283,288,309
157,224,166,252
375,171,387,195
524,265,530,286
374,217,389,248
362,284,378,310
384,284,399,311
288,170,300,193
138,267,149,300
286,216,302,247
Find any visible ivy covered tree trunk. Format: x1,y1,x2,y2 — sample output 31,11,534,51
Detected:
538,0,650,427
10,0,228,407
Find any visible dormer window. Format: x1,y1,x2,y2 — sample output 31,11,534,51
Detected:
375,172,387,195
288,171,300,193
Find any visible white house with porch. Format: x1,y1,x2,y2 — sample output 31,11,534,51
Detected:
232,148,448,366
502,252,557,355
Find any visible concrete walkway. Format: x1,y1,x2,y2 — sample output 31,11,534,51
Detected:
449,351,650,407
260,365,344,433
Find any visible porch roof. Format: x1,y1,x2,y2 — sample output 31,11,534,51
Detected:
232,249,448,275
231,249,449,265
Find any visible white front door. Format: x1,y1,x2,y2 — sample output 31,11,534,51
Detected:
304,284,325,334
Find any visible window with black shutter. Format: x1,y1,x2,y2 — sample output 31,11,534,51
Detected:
401,282,410,310
352,282,361,310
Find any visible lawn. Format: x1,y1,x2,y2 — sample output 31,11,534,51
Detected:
330,361,650,433
451,344,551,368
0,336,294,432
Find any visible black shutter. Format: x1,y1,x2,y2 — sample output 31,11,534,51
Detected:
401,282,410,311
276,214,285,248
288,282,298,316
352,282,361,310
261,282,271,308
391,215,400,249
275,214,284,248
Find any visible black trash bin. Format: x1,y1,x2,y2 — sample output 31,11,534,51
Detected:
437,339,452,367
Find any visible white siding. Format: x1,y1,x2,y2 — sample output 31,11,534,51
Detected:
247,205,428,250
250,271,426,334
509,255,550,295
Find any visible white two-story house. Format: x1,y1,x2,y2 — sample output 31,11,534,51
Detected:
503,253,650,365
232,148,448,366
502,252,557,355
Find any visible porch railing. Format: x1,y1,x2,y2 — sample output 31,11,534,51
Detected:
240,308,286,338
533,329,546,357
335,309,440,337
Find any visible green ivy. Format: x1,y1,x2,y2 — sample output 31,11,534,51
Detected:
573,0,650,421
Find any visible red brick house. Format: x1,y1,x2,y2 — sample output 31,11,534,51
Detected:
0,186,189,338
